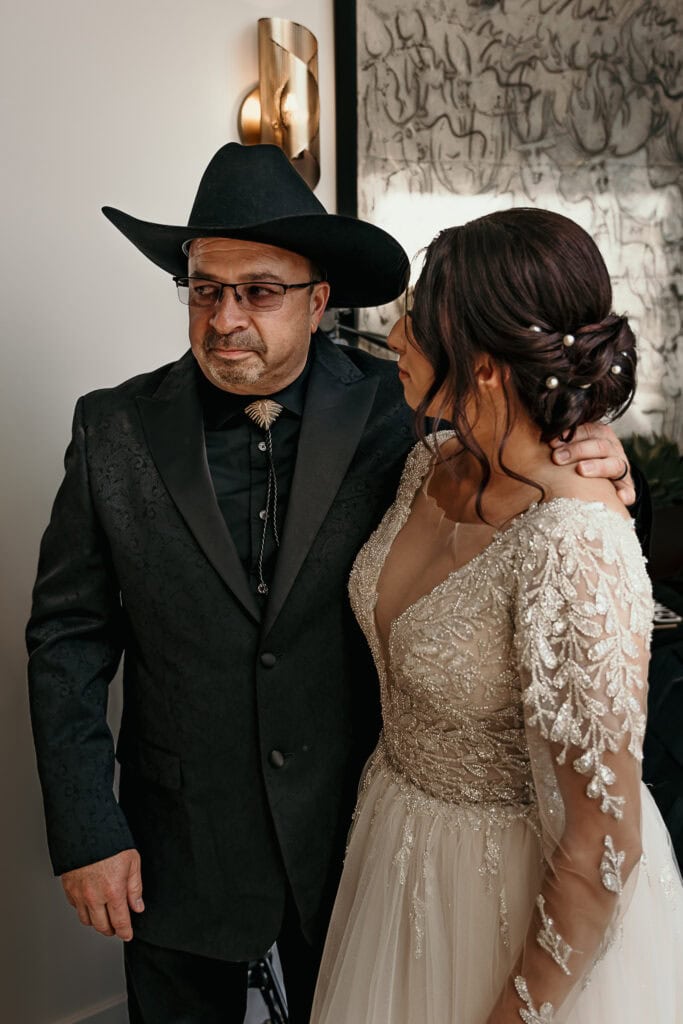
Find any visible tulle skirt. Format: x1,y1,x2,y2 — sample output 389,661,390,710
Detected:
310,746,683,1023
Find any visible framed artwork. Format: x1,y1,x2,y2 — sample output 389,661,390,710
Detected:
334,0,683,443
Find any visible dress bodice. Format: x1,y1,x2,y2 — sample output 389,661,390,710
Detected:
349,436,652,816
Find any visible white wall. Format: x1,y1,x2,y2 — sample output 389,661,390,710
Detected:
0,2,335,1020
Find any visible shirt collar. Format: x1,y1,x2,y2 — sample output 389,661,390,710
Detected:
198,348,312,430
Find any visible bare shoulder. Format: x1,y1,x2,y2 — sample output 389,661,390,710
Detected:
542,466,631,523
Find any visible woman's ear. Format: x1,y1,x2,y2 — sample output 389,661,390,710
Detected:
474,355,508,392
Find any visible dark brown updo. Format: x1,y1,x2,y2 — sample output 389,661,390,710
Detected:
410,208,636,448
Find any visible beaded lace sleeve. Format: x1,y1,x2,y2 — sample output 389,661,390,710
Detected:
487,500,653,1023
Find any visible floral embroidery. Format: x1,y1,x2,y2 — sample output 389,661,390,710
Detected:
515,976,555,1022
516,511,650,824
536,894,574,974
600,835,625,895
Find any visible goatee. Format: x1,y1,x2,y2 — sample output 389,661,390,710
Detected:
202,330,266,388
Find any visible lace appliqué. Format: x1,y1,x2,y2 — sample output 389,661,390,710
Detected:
516,505,651,824
515,976,555,1023
535,894,574,974
600,835,625,894
573,751,623,820
350,435,536,810
499,887,511,950
660,865,679,903
365,741,539,956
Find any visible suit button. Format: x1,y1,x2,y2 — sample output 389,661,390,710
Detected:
269,749,285,769
260,652,277,668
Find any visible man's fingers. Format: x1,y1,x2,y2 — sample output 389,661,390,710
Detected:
107,898,134,941
75,903,91,927
552,437,614,464
577,459,635,506
615,482,636,507
60,850,142,938
571,421,614,443
576,456,629,480
88,903,116,937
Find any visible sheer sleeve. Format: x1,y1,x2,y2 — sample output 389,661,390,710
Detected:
486,501,653,1023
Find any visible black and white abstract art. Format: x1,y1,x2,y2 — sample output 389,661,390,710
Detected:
351,0,682,442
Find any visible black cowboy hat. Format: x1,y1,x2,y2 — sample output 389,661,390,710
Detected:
102,143,409,308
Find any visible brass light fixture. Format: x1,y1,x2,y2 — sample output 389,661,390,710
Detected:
238,18,320,189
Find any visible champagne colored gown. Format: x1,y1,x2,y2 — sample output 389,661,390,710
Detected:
311,437,683,1023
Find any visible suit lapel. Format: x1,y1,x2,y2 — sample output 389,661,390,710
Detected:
262,337,379,637
136,353,260,623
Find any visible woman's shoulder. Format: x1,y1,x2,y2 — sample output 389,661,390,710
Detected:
509,491,645,587
400,430,456,480
541,469,631,523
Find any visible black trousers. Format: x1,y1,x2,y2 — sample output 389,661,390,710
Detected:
124,891,325,1024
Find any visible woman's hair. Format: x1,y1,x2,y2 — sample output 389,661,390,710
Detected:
409,207,636,512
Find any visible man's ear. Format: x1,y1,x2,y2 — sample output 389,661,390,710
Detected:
310,282,331,331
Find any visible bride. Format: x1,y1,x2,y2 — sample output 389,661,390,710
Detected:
310,208,683,1023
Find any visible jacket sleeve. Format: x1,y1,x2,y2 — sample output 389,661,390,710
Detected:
490,505,653,1022
26,397,134,874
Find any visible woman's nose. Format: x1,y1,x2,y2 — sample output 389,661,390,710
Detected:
386,317,408,354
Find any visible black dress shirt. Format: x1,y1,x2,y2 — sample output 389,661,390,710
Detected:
198,356,312,598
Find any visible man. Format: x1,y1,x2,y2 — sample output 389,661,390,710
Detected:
27,143,637,1024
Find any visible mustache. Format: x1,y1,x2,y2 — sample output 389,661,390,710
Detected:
203,330,266,354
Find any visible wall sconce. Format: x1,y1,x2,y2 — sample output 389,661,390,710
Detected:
238,18,320,189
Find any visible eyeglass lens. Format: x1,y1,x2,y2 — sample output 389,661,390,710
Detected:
177,280,288,311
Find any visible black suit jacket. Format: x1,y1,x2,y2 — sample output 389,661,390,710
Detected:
27,335,414,960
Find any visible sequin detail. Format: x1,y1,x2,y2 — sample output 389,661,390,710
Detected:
535,894,574,974
515,505,651,824
349,436,536,808
661,865,677,902
499,887,511,950
361,740,540,953
600,835,625,895
515,976,555,1022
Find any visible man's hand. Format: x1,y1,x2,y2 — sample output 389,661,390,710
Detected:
550,423,635,507
61,849,144,941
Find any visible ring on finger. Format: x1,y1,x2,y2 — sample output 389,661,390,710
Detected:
613,459,629,482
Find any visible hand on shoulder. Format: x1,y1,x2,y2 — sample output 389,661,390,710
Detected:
549,422,635,508
542,467,631,522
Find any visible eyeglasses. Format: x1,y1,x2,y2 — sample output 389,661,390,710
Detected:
174,276,322,312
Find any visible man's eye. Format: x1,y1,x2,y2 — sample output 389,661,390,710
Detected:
192,283,220,298
244,284,280,298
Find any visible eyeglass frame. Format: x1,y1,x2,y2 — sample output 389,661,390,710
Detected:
173,275,324,311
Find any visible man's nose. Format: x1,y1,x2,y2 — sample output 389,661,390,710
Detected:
209,287,251,332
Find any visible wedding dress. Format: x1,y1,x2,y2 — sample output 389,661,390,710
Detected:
310,437,683,1023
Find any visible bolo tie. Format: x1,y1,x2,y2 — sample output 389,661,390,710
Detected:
244,399,283,596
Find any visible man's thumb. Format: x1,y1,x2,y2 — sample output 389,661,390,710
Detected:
127,856,145,913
